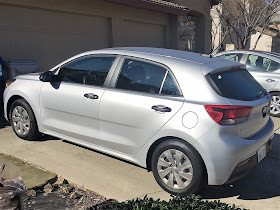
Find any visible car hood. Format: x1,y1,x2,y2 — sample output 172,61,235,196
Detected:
16,72,41,81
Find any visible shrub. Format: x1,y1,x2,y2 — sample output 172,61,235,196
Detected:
94,194,246,210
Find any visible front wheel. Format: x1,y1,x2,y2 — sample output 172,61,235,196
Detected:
270,92,280,117
151,139,206,196
10,99,41,140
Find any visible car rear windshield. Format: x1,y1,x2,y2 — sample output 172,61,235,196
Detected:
208,68,264,101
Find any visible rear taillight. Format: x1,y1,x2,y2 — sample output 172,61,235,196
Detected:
205,105,253,125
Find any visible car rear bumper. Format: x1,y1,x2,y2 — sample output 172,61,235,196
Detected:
225,139,272,184
193,117,274,185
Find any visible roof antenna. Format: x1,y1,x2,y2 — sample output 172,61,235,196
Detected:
201,54,212,58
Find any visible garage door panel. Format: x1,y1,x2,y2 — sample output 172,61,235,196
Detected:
119,20,166,48
0,5,109,71
0,6,109,34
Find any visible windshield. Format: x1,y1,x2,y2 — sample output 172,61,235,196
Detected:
208,68,265,101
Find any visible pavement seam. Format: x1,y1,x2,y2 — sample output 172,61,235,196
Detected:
274,126,280,132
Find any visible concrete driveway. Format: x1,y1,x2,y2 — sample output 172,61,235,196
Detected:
0,118,280,209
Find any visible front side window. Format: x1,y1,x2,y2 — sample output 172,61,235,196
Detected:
58,56,116,86
217,53,243,63
246,54,270,72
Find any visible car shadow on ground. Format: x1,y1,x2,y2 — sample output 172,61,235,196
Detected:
0,118,59,141
36,134,60,141
62,140,147,170
199,134,280,200
63,132,280,201
0,118,10,129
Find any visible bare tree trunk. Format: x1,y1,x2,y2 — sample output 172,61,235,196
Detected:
251,32,263,50
212,0,280,52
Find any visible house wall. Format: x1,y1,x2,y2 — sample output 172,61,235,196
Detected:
272,37,280,52
0,0,172,71
210,3,280,53
210,4,222,54
177,0,212,53
250,32,273,52
0,0,213,71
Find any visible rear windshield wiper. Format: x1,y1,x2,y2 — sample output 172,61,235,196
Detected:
257,89,266,98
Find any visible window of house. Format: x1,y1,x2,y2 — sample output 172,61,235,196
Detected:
115,58,180,96
58,56,116,86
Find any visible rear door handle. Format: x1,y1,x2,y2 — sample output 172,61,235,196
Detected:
266,79,276,82
152,105,172,113
84,93,99,99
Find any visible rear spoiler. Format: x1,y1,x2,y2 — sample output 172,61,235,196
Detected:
201,59,246,75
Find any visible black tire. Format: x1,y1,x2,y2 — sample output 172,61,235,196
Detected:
10,99,41,140
270,92,280,117
151,139,206,196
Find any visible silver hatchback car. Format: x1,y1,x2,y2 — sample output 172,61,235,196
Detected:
215,50,280,117
3,48,274,195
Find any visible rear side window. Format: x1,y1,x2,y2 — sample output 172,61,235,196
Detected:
246,54,270,72
217,53,243,62
161,72,181,96
209,69,264,101
269,60,280,71
115,58,180,96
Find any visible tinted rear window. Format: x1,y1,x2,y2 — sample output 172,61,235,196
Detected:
209,69,264,101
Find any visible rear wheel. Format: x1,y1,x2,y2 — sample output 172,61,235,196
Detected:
270,92,280,117
10,99,40,140
151,139,206,195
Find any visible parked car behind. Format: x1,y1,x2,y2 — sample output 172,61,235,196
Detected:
215,50,280,117
3,48,274,195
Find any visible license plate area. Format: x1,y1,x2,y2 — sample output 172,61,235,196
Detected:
258,144,267,162
262,105,270,118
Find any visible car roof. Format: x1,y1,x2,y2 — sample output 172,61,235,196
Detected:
262,51,280,58
215,50,280,59
90,47,217,65
50,47,244,76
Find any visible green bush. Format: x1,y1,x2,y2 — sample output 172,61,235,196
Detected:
95,194,246,210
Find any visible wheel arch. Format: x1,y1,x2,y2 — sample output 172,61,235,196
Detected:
269,91,280,95
269,90,280,93
6,95,42,132
146,136,208,181
6,95,25,120
146,136,172,171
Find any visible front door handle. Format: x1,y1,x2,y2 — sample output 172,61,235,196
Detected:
266,79,276,82
152,105,172,113
84,93,98,100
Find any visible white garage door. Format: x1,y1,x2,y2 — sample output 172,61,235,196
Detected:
0,5,110,71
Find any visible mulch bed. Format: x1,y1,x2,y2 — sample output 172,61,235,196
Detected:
25,175,117,209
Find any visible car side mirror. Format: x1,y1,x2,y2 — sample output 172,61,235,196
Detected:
39,71,53,82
